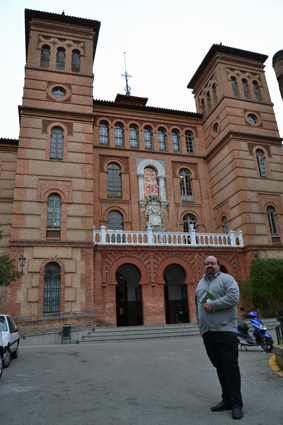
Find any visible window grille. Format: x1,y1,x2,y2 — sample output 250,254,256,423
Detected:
71,50,80,72
43,262,61,313
253,81,261,101
183,214,198,232
242,80,250,99
222,216,229,233
231,78,239,97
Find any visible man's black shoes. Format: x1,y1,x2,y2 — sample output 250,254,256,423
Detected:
232,406,243,420
211,400,232,411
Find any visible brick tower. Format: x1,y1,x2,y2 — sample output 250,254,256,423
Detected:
188,44,283,249
7,10,100,315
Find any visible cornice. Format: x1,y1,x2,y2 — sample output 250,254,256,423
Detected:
206,131,283,163
9,239,94,248
18,105,96,123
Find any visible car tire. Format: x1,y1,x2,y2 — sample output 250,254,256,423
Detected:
11,343,19,359
0,352,3,378
3,346,11,368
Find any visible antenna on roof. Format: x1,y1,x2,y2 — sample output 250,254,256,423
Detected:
121,52,132,96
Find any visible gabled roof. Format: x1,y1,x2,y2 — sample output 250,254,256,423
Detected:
24,9,101,61
187,44,268,89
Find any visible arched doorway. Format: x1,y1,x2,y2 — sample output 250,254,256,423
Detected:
163,264,189,324
115,263,143,327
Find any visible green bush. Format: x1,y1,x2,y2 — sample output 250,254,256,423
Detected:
240,258,283,317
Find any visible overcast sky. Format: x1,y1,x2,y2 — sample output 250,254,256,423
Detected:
1,0,283,139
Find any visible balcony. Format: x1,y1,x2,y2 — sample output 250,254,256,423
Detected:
93,226,244,247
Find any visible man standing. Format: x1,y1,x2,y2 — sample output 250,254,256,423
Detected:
195,255,243,420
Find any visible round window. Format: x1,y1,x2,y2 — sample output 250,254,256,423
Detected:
52,87,66,98
247,113,257,125
213,122,219,134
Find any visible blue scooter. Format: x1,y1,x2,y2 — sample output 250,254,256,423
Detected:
237,307,273,352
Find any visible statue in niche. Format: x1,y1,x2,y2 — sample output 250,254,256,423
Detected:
145,194,164,230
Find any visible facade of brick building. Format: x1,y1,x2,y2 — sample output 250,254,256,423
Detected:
0,9,282,326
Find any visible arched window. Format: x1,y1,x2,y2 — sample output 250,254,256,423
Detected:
107,210,124,231
56,48,65,70
144,126,153,149
71,50,80,72
107,163,122,198
158,128,167,150
50,127,64,159
267,206,278,235
201,99,206,117
253,81,261,101
107,210,124,242
115,123,124,146
99,121,109,144
231,77,238,97
242,79,250,99
130,125,139,148
43,262,61,313
185,131,194,153
144,167,158,196
47,194,61,228
212,83,218,103
206,92,212,111
183,214,198,232
222,216,229,233
172,130,180,152
40,45,50,68
256,149,267,177
179,169,193,201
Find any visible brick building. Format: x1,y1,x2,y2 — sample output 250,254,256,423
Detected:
0,9,282,326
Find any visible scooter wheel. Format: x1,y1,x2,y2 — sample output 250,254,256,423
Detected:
260,337,273,352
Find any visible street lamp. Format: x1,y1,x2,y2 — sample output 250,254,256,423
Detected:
19,255,26,273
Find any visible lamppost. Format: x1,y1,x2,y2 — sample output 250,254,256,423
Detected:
19,255,26,274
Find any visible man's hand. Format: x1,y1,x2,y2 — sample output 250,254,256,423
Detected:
203,301,212,313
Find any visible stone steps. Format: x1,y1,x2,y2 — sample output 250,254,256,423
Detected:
76,317,279,344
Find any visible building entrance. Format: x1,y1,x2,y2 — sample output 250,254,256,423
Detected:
164,264,189,324
115,263,143,327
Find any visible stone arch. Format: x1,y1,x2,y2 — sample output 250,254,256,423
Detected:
156,257,193,285
136,158,165,177
108,256,148,285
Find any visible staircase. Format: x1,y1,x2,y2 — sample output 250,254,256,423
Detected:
77,323,200,344
76,318,279,345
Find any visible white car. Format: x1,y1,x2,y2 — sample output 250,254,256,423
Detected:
0,315,20,368
0,330,4,378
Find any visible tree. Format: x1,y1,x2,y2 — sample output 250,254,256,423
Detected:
0,229,22,287
240,257,283,317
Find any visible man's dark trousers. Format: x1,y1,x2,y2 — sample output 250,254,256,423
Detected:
203,331,243,408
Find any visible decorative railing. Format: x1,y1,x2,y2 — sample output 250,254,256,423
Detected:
93,226,244,247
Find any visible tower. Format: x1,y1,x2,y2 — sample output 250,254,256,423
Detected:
188,44,283,248
7,10,100,315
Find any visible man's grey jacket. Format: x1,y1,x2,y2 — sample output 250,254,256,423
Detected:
195,271,239,334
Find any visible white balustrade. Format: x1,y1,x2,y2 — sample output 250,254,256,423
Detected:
93,226,244,247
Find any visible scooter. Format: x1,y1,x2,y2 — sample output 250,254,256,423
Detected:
237,307,273,352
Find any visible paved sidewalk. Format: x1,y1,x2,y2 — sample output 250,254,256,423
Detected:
0,335,281,425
